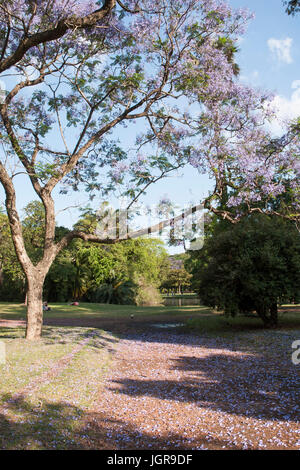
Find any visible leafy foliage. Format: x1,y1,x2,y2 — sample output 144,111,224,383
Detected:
284,0,300,15
135,280,163,306
88,279,137,305
0,203,169,304
0,0,298,339
160,263,192,294
0,211,26,301
188,215,300,327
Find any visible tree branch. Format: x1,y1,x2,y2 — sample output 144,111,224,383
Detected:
53,203,204,257
116,0,141,13
0,0,117,74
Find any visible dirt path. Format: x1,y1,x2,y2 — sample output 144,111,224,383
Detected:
82,329,300,450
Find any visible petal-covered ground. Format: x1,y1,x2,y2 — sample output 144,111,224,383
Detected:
0,312,299,450
82,329,300,450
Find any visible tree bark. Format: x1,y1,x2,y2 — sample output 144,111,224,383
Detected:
256,302,278,328
270,302,278,327
256,304,270,327
0,0,117,74
25,276,45,341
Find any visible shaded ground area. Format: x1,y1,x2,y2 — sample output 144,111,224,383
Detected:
81,328,300,450
43,315,203,336
45,304,300,336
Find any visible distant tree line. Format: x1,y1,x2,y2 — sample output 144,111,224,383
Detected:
0,201,171,305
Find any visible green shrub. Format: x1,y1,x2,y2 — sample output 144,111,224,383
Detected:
88,279,137,305
135,282,163,306
189,215,300,327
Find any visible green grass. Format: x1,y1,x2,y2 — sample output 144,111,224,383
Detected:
0,301,299,332
186,306,300,335
0,301,211,321
0,326,116,449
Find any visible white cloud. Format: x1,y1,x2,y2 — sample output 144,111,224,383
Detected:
292,80,300,89
267,37,293,64
268,81,300,135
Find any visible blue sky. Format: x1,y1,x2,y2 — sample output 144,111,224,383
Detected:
119,0,300,251
229,0,300,135
0,0,299,251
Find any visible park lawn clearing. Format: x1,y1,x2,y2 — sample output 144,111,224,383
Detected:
0,303,214,334
0,326,117,450
0,304,299,450
0,301,210,321
1,303,299,333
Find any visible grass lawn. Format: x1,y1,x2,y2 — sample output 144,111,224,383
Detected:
0,301,298,324
0,301,211,321
0,325,116,449
186,305,300,334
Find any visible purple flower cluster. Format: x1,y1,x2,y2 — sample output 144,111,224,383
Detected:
0,0,298,213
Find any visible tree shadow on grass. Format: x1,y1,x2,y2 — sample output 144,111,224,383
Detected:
0,327,25,339
0,325,118,353
0,394,241,450
0,303,26,319
41,316,300,424
0,394,85,450
44,315,296,348
109,347,300,423
41,326,118,352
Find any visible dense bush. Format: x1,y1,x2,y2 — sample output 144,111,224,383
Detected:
135,281,163,306
0,204,169,303
87,280,138,305
188,215,300,327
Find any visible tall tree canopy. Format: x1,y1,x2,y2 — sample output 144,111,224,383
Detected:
0,0,298,339
188,214,300,327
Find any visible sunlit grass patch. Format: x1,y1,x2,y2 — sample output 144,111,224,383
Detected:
0,326,116,449
0,329,75,398
41,302,213,319
0,303,26,320
0,301,213,322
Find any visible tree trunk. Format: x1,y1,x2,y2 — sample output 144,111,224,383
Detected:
25,276,44,341
270,302,278,327
256,304,270,327
256,302,278,328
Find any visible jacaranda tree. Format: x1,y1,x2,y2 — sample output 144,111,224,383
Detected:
0,0,298,339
